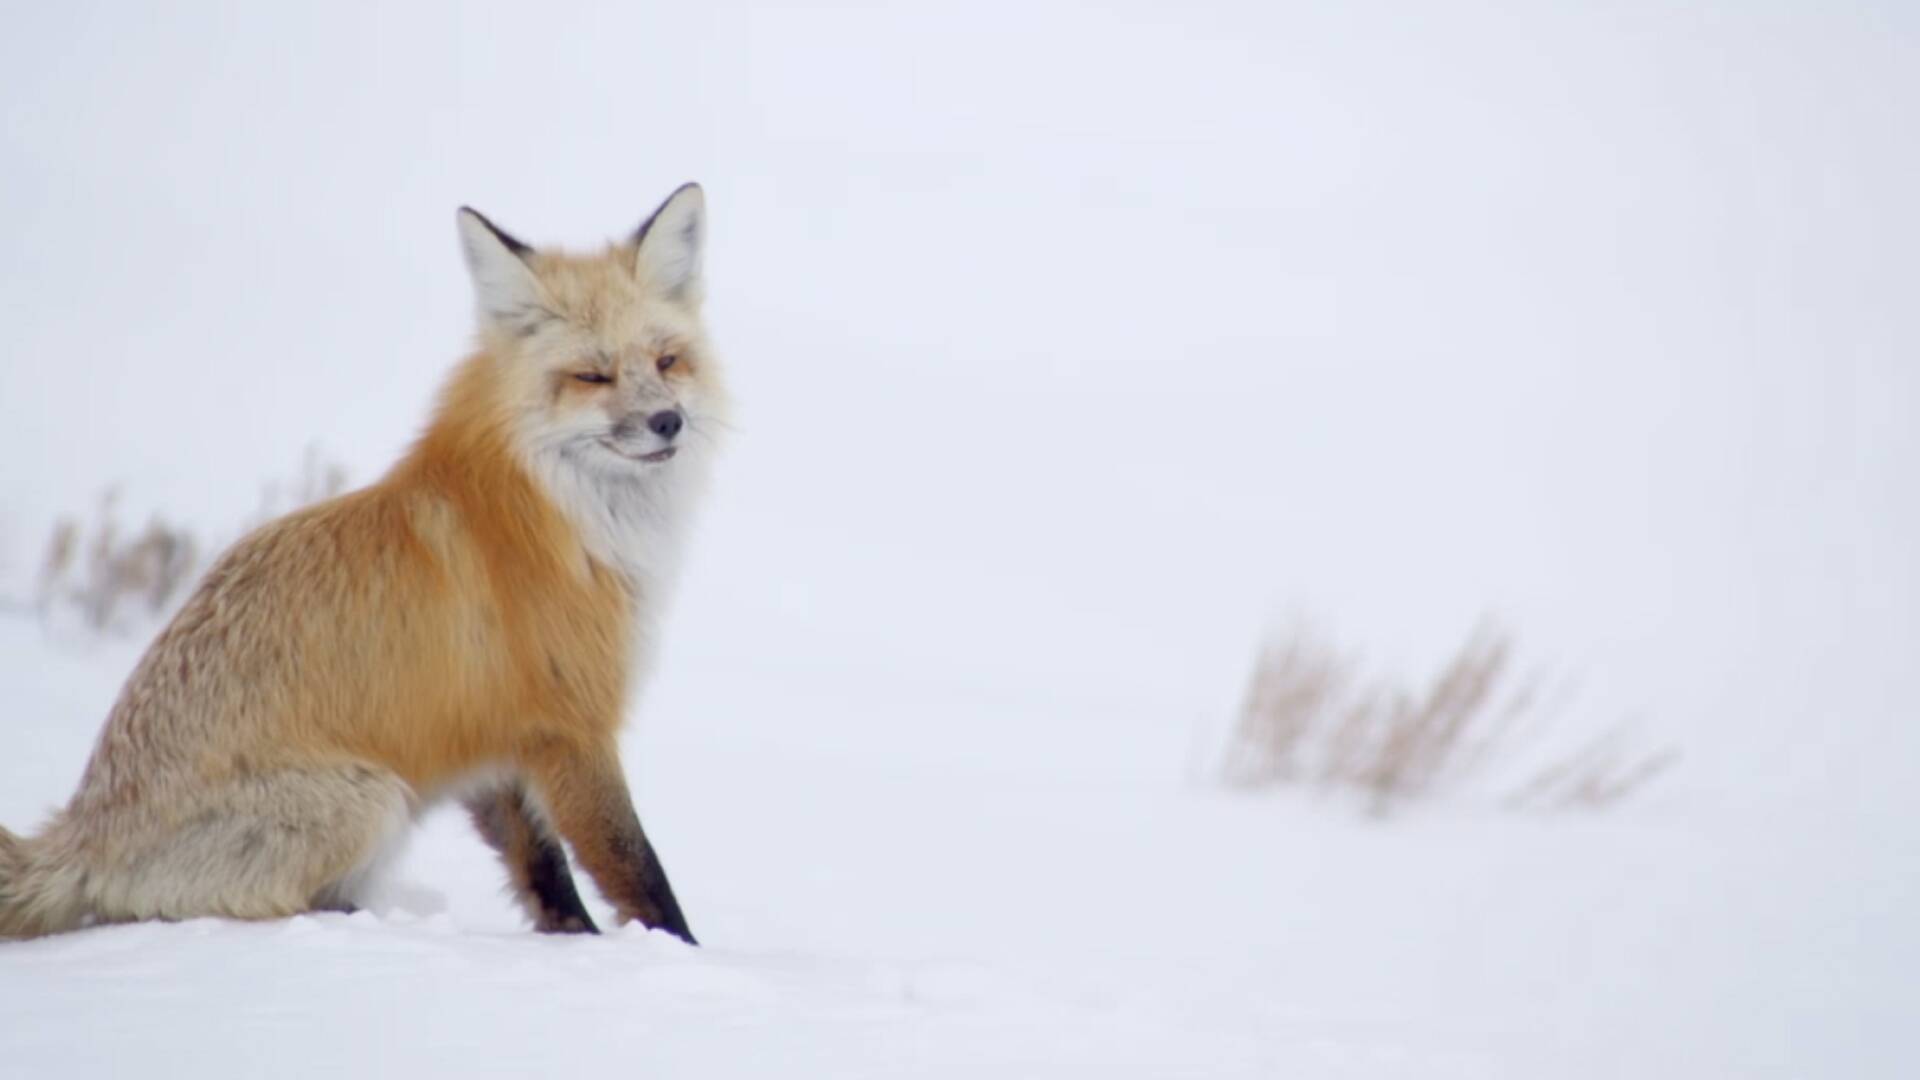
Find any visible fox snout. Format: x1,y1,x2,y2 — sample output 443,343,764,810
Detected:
597,409,685,465
612,409,683,442
644,410,683,440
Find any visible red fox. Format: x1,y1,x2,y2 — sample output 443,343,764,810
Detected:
0,184,726,942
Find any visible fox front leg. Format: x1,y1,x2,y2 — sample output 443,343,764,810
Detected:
466,782,599,934
522,738,696,944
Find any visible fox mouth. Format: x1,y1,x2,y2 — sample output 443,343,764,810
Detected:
599,440,677,464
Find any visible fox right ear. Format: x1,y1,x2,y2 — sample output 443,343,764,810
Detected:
456,207,548,335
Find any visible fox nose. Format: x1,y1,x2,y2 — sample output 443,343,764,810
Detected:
647,409,684,440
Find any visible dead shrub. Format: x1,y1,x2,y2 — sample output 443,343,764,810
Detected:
1222,623,1676,815
35,492,199,633
28,449,348,635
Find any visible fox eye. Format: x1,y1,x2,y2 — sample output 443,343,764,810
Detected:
656,354,679,373
573,371,613,385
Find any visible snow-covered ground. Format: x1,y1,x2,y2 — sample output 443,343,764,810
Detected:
2,2,1915,1076
4,620,1910,1078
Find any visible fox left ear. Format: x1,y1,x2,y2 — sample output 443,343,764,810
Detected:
631,183,705,303
456,207,548,335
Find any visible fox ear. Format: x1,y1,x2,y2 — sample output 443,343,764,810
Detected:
631,183,705,303
456,207,548,335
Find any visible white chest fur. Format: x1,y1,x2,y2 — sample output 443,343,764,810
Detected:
528,445,710,614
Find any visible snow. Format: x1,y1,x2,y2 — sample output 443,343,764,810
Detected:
2,1,1917,1077
4,622,1912,1077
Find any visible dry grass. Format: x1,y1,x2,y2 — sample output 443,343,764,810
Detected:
34,496,200,632
28,448,348,635
1222,623,1676,815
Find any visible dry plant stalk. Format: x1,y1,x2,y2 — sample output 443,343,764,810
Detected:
29,451,348,635
36,492,200,632
252,446,349,525
1224,624,1676,815
1505,729,1679,811
1223,635,1351,787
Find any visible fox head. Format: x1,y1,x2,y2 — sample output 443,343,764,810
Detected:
453,184,728,488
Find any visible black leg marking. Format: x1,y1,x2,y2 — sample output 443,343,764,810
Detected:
632,835,696,945
523,822,598,935
467,784,600,935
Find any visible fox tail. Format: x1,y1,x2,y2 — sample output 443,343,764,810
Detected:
0,824,87,940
